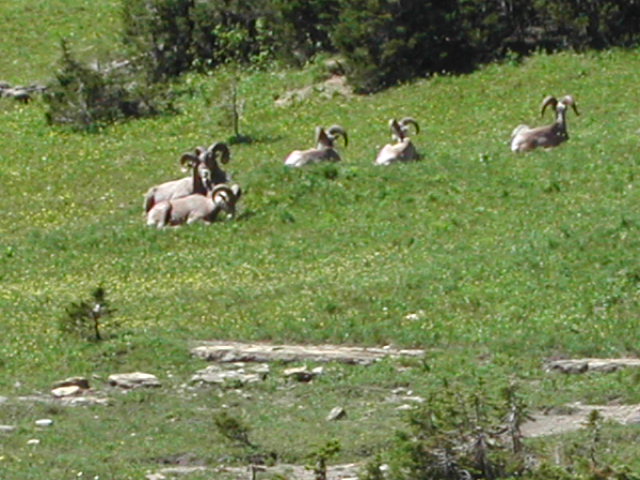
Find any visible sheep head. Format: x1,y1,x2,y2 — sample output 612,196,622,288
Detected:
211,183,242,218
390,117,419,142
541,95,579,117
326,125,348,148
180,150,212,190
203,142,231,185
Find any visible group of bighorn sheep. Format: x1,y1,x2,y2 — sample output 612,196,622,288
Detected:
282,93,579,166
143,94,578,227
144,142,242,228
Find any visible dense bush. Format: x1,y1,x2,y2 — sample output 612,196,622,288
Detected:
122,0,281,79
44,41,172,130
121,0,195,81
119,0,640,94
331,0,471,93
533,0,640,50
268,0,340,64
331,0,640,92
120,0,342,78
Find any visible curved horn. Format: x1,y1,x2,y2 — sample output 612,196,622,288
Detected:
207,142,231,164
327,125,348,147
211,184,235,197
561,95,580,116
540,96,558,117
180,152,198,167
399,117,420,135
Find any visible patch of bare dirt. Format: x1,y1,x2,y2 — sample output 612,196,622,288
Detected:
522,403,640,438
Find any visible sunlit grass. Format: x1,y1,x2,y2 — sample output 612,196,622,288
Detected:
2,1,640,476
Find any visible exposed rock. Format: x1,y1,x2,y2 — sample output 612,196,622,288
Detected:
522,403,640,437
60,396,110,407
27,439,40,446
404,310,426,322
283,366,323,382
18,392,109,407
192,341,424,366
108,372,161,389
147,463,362,480
0,83,46,103
146,465,212,479
324,58,346,76
51,385,84,398
327,406,347,421
0,425,16,434
546,358,640,374
275,75,353,107
35,419,54,427
52,376,91,390
191,363,269,386
396,404,415,411
387,387,425,405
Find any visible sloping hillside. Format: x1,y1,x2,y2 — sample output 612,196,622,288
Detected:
2,1,640,477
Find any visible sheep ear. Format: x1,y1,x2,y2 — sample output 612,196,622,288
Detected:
316,127,330,147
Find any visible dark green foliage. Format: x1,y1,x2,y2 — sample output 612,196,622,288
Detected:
189,0,277,68
332,0,471,93
269,0,340,64
331,0,640,92
119,0,640,92
365,381,530,480
213,411,255,448
308,439,341,480
121,0,195,81
58,286,115,342
122,0,280,77
533,0,640,50
44,40,172,130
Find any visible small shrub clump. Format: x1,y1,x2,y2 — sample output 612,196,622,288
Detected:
44,40,173,131
58,286,115,342
360,382,532,480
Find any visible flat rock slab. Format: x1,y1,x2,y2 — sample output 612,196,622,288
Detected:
108,372,161,389
148,463,361,480
192,363,269,385
546,358,640,374
522,403,640,438
191,341,424,366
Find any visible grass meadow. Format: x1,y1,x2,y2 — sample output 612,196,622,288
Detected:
2,1,640,477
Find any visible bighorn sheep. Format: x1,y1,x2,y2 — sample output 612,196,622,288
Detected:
143,142,231,213
284,125,348,167
510,95,579,152
375,117,420,165
146,183,242,228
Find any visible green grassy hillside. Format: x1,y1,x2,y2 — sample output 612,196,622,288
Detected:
2,1,640,477
3,48,640,377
